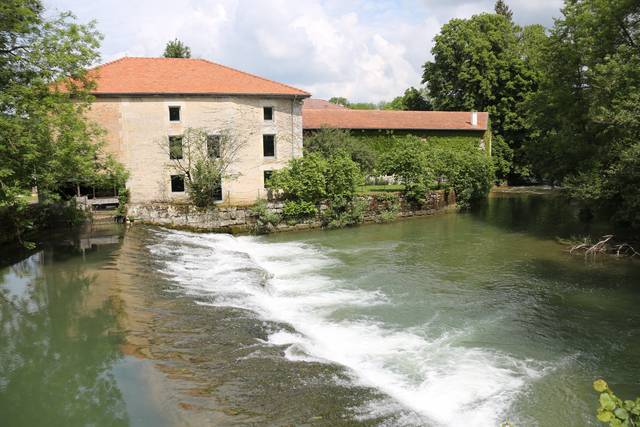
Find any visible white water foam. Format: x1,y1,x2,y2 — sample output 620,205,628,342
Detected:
149,229,546,426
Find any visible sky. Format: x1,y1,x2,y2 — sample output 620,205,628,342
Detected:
44,0,563,102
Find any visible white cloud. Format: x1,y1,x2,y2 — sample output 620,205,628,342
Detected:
44,0,561,102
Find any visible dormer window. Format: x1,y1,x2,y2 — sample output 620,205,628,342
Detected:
169,106,181,122
263,106,273,121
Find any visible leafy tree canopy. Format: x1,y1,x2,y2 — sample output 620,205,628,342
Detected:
385,87,432,111
494,0,513,21
328,97,349,107
422,12,545,182
526,0,640,230
163,38,191,58
0,0,122,243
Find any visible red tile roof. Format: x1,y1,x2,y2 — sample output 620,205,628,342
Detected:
85,57,310,97
303,98,348,110
303,108,488,131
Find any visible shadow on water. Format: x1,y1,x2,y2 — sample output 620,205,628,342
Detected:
469,189,618,241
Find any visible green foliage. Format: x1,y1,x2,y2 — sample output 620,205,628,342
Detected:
379,136,494,208
328,97,349,107
326,97,384,110
593,379,640,426
0,0,125,246
163,38,191,58
372,193,400,223
422,12,544,182
428,144,495,209
271,152,364,230
250,200,280,234
321,198,367,229
491,135,513,182
281,200,317,221
494,0,513,21
304,128,377,173
164,127,245,208
270,153,327,202
385,87,432,111
116,188,129,217
325,154,363,207
187,158,221,208
525,0,640,232
379,137,433,205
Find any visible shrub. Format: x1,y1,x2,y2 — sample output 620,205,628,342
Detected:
325,154,363,207
379,136,433,205
187,158,222,208
250,200,280,234
282,200,317,220
272,152,364,230
322,198,367,228
427,145,494,209
270,154,327,202
372,193,400,223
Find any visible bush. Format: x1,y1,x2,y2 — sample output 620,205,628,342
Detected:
250,200,280,234
379,136,433,205
378,135,494,209
304,128,377,173
271,152,364,230
371,193,400,223
187,158,222,208
282,200,317,220
321,198,367,228
428,145,494,209
270,154,327,202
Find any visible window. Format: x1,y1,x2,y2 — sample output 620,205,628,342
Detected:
263,106,273,121
263,134,275,157
170,175,185,192
169,106,180,122
207,135,221,158
169,136,183,159
263,170,273,188
212,182,223,201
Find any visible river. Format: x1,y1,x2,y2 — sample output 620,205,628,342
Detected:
1,190,639,426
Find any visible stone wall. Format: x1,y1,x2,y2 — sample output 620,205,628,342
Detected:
126,190,455,234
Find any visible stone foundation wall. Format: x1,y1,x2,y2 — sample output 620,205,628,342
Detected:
126,190,455,233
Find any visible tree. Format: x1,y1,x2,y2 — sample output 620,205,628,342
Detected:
0,0,118,244
163,127,248,207
494,0,513,21
385,87,432,111
328,97,349,107
422,13,544,182
163,38,191,58
526,0,640,231
379,137,433,204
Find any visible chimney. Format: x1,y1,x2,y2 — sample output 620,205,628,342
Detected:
471,111,478,127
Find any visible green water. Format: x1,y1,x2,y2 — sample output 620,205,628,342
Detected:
1,191,639,426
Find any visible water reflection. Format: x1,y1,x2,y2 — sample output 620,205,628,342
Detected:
0,228,128,426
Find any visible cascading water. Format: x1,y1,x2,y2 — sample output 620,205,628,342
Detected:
150,229,547,427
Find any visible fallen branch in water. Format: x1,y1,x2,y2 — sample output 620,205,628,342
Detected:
565,235,640,259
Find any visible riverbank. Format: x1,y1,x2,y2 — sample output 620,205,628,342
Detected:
126,190,456,234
